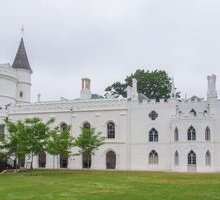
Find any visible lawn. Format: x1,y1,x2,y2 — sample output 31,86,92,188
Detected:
0,170,220,200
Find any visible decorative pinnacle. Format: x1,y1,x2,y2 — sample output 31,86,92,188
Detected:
21,25,25,36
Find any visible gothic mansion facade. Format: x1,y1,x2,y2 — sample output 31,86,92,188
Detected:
0,37,220,172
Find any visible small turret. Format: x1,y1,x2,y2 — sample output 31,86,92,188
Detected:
12,38,32,72
170,77,176,99
207,74,217,100
126,79,138,101
13,37,32,104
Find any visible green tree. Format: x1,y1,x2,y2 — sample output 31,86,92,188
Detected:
24,117,55,169
105,69,180,100
74,128,105,169
46,125,74,169
2,119,28,168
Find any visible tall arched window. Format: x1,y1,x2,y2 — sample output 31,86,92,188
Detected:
174,151,179,166
83,122,91,129
0,124,5,139
149,128,158,142
187,126,196,141
188,150,196,165
60,154,68,168
38,152,46,168
205,151,211,166
149,150,158,165
107,122,115,139
174,127,179,142
205,127,211,141
60,123,67,131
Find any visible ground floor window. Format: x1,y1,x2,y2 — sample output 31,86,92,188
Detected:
149,150,158,165
188,150,196,165
205,151,211,166
174,151,179,166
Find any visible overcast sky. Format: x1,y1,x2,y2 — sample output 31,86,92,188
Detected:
0,0,220,102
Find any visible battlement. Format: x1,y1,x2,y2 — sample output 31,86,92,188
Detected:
0,63,17,80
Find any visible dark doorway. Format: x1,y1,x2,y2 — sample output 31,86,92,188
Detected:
82,153,91,168
60,154,68,168
18,155,25,168
106,151,116,169
38,152,46,168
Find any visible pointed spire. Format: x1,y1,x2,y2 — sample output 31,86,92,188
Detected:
12,37,32,72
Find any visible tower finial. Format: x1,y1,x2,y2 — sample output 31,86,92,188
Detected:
21,25,25,36
170,77,176,99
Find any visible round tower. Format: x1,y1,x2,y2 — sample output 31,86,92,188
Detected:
0,63,17,106
12,37,32,104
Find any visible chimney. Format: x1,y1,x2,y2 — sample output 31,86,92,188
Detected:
80,78,92,100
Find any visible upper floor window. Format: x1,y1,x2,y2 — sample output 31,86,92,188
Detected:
149,128,158,142
107,122,115,139
205,126,211,141
83,122,91,129
149,150,158,165
187,126,196,141
0,124,5,139
190,109,197,116
148,111,158,120
60,123,68,131
174,127,179,141
19,91,23,98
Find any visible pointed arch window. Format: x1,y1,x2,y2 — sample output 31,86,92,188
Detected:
0,124,5,139
149,128,158,142
60,123,67,131
205,151,211,166
149,150,158,165
107,122,115,139
174,151,179,166
205,127,211,141
188,150,196,165
83,122,91,129
174,127,179,142
190,109,197,116
187,126,196,141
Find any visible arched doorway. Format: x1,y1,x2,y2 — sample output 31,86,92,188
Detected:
106,151,116,169
38,152,46,168
82,153,91,168
18,155,25,168
60,154,68,168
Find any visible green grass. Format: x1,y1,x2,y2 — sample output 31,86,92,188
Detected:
0,170,220,200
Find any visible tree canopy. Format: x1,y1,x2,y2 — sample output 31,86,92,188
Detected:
105,69,179,100
1,117,73,170
74,127,105,168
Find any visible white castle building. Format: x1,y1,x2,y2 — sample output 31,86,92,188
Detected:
0,37,220,172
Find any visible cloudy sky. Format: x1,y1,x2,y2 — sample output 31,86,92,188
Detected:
0,0,220,102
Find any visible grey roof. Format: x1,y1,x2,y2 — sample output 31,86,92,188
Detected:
91,94,104,99
187,95,203,102
138,93,149,103
12,38,32,72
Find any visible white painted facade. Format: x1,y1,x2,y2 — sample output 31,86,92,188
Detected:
0,38,220,172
